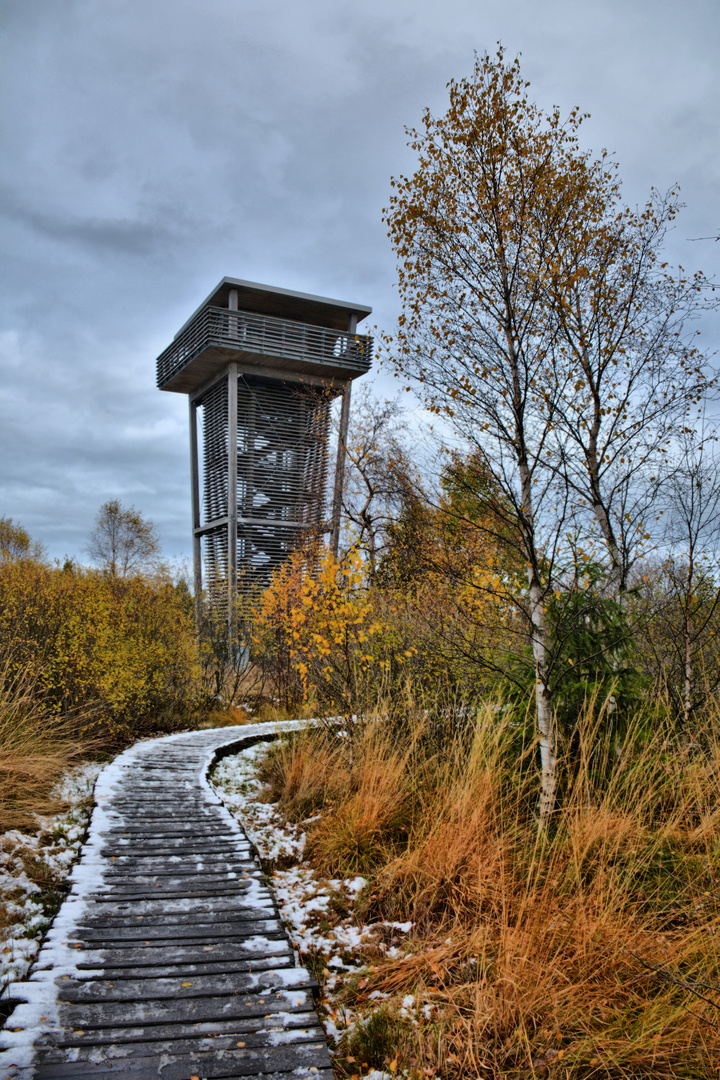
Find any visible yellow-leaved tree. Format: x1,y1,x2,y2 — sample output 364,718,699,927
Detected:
254,547,386,721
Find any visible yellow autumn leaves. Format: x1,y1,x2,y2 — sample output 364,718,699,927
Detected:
253,547,409,716
0,554,200,744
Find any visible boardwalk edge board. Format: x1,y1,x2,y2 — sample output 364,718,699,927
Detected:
0,720,332,1079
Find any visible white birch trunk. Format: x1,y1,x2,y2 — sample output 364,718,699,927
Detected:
529,571,557,826
518,459,557,827
683,557,694,745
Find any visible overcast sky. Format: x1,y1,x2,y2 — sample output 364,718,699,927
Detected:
2,0,719,564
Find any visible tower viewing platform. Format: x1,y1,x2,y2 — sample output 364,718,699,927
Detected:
156,277,373,394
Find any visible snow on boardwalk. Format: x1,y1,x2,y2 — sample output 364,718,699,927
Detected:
0,722,332,1080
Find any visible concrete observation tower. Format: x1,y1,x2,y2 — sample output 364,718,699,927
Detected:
156,277,373,625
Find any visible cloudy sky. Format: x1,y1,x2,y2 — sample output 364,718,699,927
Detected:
2,0,719,564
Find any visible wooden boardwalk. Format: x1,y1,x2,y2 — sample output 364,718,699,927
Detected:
0,723,332,1079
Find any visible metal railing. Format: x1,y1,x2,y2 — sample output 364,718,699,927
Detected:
157,305,373,388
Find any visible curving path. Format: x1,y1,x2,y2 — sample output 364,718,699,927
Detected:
0,722,332,1080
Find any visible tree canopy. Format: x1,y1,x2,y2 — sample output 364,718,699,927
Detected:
86,500,160,579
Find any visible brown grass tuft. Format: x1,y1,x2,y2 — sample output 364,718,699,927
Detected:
197,704,253,729
266,700,720,1078
0,665,93,832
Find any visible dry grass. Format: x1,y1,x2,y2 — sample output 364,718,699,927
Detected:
196,704,254,729
0,666,92,832
264,702,720,1078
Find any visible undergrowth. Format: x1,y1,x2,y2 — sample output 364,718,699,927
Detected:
261,699,720,1078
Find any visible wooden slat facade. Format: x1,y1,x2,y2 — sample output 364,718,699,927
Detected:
198,375,332,596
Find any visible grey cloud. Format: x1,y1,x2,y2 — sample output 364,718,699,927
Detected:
2,0,719,561
2,200,177,257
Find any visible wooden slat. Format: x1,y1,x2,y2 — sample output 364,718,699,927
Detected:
44,1010,320,1046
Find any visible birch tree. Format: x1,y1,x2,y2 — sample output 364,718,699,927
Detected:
86,500,160,579
385,49,601,823
656,434,720,734
340,389,418,575
385,49,715,821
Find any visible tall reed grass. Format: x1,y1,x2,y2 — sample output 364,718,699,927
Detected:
0,666,92,832
262,696,720,1077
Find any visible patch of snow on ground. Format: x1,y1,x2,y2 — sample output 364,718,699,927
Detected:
0,761,102,997
212,741,414,1079
213,743,306,864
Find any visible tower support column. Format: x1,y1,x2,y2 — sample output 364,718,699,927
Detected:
227,362,238,642
330,313,358,559
189,398,202,628
330,382,352,559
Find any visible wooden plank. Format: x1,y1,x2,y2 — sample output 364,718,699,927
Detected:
99,841,252,852
33,1041,332,1078
102,853,258,866
69,919,282,942
100,855,256,868
54,989,318,1029
44,1010,320,1047
38,1025,326,1059
72,941,292,967
80,886,274,901
100,815,236,824
100,832,250,843
76,906,279,924
101,869,259,884
70,963,296,983
99,844,251,856
101,848,257,859
73,957,295,978
58,968,316,1003
100,821,238,830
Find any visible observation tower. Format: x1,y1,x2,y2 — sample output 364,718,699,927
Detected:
156,277,373,627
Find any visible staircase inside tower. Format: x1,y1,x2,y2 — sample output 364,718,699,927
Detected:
198,374,331,596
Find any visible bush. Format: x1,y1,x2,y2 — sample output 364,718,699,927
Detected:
0,556,202,746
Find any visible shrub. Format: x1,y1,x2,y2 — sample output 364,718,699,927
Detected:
0,557,202,745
